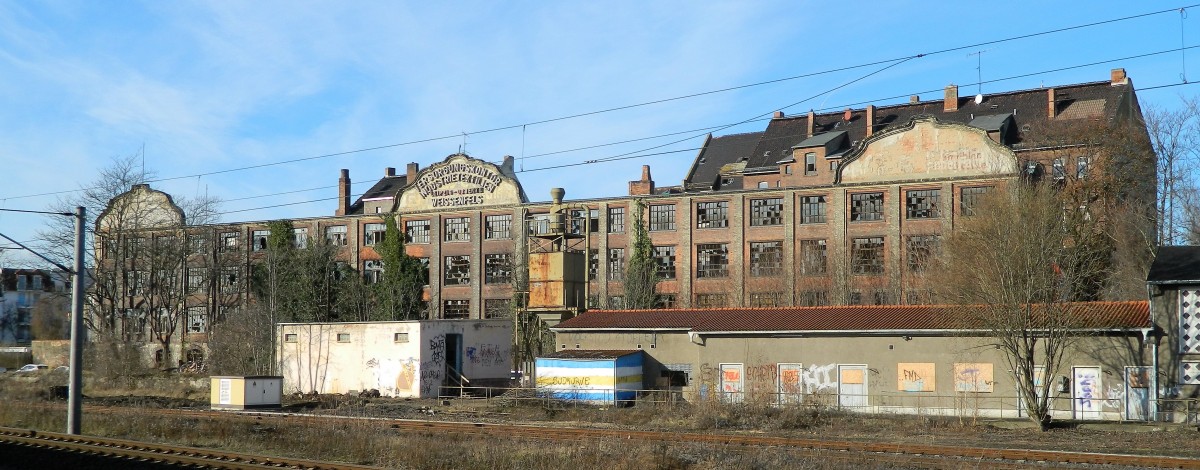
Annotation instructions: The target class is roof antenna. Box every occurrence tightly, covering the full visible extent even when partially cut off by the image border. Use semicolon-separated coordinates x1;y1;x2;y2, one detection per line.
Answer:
459;132;468;155
520;124;526;172
1181;8;1189;83
968;50;987;96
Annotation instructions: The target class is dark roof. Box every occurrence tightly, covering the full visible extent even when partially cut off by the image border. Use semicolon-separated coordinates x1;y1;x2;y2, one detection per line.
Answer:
1147;246;1200;284
725;80;1132;180
358;175;407;201
968;113;1013;132
793;130;847;149
553;302;1149;333
684;132;762;189
541;349;642;359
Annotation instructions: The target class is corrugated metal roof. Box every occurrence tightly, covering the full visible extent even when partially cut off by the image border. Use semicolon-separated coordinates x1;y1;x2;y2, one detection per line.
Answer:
554;301;1149;333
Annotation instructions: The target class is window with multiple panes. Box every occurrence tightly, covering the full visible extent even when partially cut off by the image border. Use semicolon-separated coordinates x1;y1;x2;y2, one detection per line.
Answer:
653;245;676;279
443;300;470;319
220;268;240;293
608;207;626;233
798;291;829;307
484;214;512;239
750;198;783;226
325;225;348;246
187;268;206;291
444;217;470;242
1076;156;1090;179
570;209;599;234
363;259;384;284
1052;158;1065;180
905;189;940;219
220;232;239;251
363;223;386;246
484;253;513;284
750;292;786;307
187;306;207;333
649;204;676;231
960;186;993;216
852;237;885;275
444;255;471;285
189;235;207;254
696;201;729;229
588;249;598;281
749;241;783;277
526;213;550;235
906;235;940;272
696;243;729;278
655;294;676;309
799;239;827;275
694;293;728;308
850;193;884;222
608;248;625;280
800;195;826;224
484;299;512;319
252;230;270;251
405;220;430;244
291;228;308;249
804;152;817;175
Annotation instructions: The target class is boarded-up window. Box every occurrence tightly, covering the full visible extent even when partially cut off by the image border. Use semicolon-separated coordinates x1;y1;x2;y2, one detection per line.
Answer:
953;363;994;392
897;363;935;392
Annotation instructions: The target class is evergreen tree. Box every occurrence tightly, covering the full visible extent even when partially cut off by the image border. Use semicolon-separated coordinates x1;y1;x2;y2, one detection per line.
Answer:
624;200;658;309
374;215;427;320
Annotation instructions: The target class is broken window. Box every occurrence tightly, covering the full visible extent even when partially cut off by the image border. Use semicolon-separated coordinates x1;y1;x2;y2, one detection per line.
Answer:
750;198;783;226
363;223;385;246
696;201;729;229
800;195;826;224
750;292;785;307
905;189;940;219
653;245;676;279
363;259;384;284
186;306;207;333
291;228;308;249
850;192;884;222
649;204;676;231
252;230;270;252
749;241;783;277
852;237;885;275
694;293;728;308
444;217;470;242
696;243;729;278
484;299;512;319
405;220;430;244
443;299;470;319
608;248;625;281
444;255;471;285
906;235;940;272
799;239;827;276
325;225;348;246
960;186;993;216
485;214;512;240
484;253;513;284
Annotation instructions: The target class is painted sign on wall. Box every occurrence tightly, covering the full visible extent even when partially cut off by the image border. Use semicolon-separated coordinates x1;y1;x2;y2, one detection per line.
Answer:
397;154;526;211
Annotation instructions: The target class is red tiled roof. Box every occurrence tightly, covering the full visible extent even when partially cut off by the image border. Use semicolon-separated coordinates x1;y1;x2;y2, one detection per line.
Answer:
553;301;1149;333
541;350;642;359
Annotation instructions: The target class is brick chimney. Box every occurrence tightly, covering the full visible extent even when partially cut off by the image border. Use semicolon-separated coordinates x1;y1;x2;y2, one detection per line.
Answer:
910;95;919;103
944;85;958;112
335;169;350;216
385;167;396;177
865;105;876;137
629;165;655;195
406;162;419;183
806;110;816;137
773;111;784;119
1047;88;1057;118
1110;68;1129;86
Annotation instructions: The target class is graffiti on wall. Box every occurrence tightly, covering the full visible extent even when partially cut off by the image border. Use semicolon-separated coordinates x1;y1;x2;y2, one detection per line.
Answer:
699;362;840;399
420;335;446;396
364;357;419;396
953;363;994;393
466;343;506;367
898;363;935;392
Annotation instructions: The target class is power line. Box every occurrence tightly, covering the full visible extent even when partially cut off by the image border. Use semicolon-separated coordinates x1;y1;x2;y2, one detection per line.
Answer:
2;4;1191;202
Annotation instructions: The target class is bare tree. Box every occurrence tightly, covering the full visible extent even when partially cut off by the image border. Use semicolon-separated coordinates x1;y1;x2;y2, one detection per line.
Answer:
1145;100;1200;245
933;183;1111;430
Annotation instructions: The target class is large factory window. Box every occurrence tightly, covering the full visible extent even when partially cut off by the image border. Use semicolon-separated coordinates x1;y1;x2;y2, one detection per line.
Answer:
696;243;730;278
696;201;729;229
649;204;676;231
484;253;513;284
252;230;270;251
608;248;625;280
325;225;348;246
485;214;512;240
653;245;676;279
800;195;826;224
750;198;783;226
749;241;783;277
694;293;728;308
905;189;940;219
960;186;993;216
588;249;599;280
852;237;885;275
444;217;471;242
363;223;385;246
799;239;827;275
750;292;785;307
907;235;940;272
405;220;430;244
444;255;472;285
485;299;513;318
363;260;384;284
608;206;626;233
850;193;884;222
444;300;470;319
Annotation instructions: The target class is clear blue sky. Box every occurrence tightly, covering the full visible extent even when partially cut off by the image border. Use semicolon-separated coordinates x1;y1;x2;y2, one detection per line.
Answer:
0;1;1196;266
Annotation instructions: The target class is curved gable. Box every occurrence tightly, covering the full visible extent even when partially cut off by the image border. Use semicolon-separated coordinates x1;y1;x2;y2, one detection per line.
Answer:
837;116;1018;184
97;184;185;231
396;154;527;212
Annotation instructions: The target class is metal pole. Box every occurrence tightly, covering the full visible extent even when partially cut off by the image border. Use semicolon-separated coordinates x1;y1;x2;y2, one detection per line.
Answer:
67;206;85;434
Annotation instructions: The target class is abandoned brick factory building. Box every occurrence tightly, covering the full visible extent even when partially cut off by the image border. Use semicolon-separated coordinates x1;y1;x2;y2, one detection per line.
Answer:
93;68;1163;414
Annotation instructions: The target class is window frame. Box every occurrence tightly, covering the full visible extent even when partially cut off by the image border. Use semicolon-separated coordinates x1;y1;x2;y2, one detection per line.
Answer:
648;204;676;231
749;198;783;226
799;195;827;224
444;217;471;242
849;192;884;222
851;236;885;275
695;243;730;278
443;255;472;285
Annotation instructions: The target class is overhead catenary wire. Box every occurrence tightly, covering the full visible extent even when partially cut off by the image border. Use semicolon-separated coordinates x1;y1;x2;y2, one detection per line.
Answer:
1;4;1192;202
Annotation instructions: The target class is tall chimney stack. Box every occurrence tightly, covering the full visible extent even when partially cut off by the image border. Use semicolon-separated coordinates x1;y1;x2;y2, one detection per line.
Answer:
335;169;351;216
629;165;655;195
865;105;876;137
806;110;816;137
1047;88;1057;119
944;85;959;112
406;162;419;183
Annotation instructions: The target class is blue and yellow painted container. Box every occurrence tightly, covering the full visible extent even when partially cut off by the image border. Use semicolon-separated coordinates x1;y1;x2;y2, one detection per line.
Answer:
535;350;643;403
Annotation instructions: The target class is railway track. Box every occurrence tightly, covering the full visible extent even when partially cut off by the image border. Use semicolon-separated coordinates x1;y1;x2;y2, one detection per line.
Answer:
0;426;385;469
8;403;1198;469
